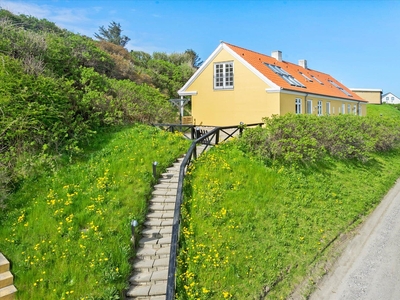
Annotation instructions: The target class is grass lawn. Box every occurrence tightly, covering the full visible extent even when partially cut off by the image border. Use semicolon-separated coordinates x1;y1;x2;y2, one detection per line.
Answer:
0;124;189;299
177;106;400;299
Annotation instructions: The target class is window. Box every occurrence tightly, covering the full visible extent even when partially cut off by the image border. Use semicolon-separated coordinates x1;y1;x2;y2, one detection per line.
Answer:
318;101;323;116
326;102;331;115
214;62;234;89
353;105;357;115
307;100;313;114
300;72;313;82
311;75;324;85
342;104;345;114
328;80;352;97
386;96;389;100
347;104;351;114
295;98;302;114
265;63;306;88
392;97;395;100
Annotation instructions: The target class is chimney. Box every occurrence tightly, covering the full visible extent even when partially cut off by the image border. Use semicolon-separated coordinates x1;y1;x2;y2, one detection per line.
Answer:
271;50;282;62
299;59;307;69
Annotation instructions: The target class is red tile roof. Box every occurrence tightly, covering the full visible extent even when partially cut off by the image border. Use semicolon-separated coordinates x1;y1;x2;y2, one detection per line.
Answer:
225;43;366;102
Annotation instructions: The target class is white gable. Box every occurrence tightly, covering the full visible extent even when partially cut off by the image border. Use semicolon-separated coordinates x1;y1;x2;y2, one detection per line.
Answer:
382;92;400;104
178;42;279;96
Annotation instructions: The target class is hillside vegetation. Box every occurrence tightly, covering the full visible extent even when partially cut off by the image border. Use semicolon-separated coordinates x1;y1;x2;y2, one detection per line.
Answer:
0;9;197;204
177;106;400;299
0;124;189;299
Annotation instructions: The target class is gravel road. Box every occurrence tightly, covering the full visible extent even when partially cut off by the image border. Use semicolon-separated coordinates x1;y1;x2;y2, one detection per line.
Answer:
310;179;400;300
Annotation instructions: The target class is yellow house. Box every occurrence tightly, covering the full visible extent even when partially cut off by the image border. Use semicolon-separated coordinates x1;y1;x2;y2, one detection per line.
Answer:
178;42;367;126
350;88;382;104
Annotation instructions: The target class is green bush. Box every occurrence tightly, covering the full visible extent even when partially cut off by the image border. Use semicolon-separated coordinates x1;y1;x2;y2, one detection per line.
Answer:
238;114;400;165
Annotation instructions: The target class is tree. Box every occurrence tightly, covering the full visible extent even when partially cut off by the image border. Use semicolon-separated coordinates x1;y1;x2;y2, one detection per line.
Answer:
94;21;130;47
185;49;203;68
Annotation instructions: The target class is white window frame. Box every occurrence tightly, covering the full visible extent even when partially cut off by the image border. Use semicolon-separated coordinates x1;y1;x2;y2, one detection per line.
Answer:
307;100;313;114
342;104;345;114
295;98;302;114
353;105;357;115
214;61;234;89
317;101;322;116
326;102;331;116
347;104;351;114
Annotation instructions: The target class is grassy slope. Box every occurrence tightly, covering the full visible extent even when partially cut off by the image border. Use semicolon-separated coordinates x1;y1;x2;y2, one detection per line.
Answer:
0;124;189;299
177;104;400;299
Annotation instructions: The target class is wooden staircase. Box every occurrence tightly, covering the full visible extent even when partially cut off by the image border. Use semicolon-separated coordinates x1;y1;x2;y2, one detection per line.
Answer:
0;253;17;300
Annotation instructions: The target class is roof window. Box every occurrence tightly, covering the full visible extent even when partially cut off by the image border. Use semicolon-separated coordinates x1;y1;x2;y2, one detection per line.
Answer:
265;63;305;88
299;72;313;82
328;80;352;97
311;75;324;85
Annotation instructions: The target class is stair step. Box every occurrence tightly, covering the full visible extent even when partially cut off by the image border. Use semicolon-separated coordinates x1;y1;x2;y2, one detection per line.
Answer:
139;236;171;249
144;219;173;228
126;282;167;298
142;227;172;238
146;211;174;219
0;255;9;274
133;257;169;272
153;183;178;190
136;247;170;260
0;272;13;290
152;189;177;197
0;285;17;300
149;203;175;212
149;196;176;204
129;269;168;284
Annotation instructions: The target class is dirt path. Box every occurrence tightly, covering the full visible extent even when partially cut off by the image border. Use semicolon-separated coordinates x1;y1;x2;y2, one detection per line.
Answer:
309;179;400;299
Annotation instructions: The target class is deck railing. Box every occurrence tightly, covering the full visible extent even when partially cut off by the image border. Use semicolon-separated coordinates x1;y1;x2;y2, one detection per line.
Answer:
153;123;263;299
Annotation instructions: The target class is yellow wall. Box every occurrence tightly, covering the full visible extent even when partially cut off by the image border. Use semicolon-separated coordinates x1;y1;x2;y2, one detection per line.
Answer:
279;93;367;116
352;90;382;104
187;50;278;126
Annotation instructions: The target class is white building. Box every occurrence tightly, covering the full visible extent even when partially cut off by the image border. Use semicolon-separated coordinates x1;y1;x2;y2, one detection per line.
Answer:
382;92;400;104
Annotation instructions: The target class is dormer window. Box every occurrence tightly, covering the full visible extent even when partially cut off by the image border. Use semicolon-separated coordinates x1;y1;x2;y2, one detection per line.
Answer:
214;62;234;89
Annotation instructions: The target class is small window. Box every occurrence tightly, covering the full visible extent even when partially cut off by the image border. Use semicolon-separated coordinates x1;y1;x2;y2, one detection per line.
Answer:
386;96;389;100
353;105;357;115
347;104;351;114
300;72;313;82
311;75;324;85
318;101;323;116
342;104;345;114
326;102;331;115
392;97;395;100
214;62;234;89
295;98;302;114
307;100;313;114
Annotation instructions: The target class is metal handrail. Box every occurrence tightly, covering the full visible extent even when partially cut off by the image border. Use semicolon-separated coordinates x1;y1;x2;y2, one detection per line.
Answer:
154;123;263;299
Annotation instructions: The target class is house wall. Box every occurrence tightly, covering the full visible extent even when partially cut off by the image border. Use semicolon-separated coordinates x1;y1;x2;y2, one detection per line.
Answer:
279;93;366;116
351;90;382;104
187;50;277;126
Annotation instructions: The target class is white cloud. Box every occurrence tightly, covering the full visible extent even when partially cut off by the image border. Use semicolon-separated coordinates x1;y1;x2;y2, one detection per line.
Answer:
0;0;101;36
0;1;51;18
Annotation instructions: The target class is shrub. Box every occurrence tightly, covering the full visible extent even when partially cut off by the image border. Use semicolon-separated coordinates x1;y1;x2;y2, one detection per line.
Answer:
238;114;400;165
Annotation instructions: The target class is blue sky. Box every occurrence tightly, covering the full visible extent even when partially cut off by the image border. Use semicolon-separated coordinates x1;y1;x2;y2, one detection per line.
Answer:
1;0;399;96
